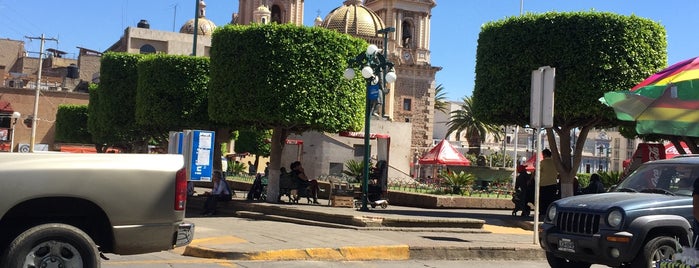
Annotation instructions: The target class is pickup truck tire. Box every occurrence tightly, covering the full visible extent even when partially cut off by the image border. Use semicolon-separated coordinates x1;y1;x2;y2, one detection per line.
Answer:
1;223;100;268
545;252;591;268
630;236;676;268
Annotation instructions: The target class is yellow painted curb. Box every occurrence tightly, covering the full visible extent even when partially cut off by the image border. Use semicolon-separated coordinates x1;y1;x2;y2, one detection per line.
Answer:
339;245;410;261
184;244;411;261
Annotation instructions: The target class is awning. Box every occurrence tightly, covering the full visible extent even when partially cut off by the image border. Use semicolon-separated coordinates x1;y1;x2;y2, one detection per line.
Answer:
0;101;13;113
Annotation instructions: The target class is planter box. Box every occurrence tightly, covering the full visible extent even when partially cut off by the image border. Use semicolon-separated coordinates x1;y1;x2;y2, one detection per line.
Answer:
330;196;354;208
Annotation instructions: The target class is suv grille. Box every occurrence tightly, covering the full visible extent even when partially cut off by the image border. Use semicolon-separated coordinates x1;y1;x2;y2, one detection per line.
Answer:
556;211;601;235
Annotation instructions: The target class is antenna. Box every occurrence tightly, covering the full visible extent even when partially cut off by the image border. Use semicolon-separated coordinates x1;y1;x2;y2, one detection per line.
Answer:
172;3;178;32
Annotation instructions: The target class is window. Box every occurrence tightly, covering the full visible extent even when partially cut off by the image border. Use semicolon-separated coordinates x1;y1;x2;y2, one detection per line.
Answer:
329;162;343;176
403;98;412;111
405;117;411;123
353;144;365;157
139;44;156;54
401;20;412;48
271;5;282;23
0;115;10;128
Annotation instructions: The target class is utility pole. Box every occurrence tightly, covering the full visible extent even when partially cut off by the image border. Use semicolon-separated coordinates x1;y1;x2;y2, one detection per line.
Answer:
25;34;58;152
191;0;200;56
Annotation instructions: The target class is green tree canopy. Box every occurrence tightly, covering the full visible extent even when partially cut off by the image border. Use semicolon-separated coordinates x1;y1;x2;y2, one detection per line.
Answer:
55;104;91;144
208;24;367;202
135;54;210;131
472;11;666;197
89;52;154;152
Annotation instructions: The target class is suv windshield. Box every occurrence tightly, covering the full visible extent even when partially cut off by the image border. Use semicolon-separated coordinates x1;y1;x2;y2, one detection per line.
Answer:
615;163;699;196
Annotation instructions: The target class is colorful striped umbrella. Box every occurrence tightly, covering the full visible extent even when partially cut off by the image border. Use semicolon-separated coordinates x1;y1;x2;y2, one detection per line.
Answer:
601;56;699;137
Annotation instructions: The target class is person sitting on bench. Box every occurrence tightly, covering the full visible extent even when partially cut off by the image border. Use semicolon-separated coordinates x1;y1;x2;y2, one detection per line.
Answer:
290;161;319;204
202;170;232;216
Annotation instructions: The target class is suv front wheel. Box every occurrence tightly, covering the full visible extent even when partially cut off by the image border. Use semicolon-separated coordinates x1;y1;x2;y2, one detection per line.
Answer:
545;252;592;268
630;236;677;268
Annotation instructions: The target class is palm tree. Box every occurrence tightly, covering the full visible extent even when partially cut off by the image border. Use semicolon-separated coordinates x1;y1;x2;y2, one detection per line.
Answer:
434;84;449;114
446;96;501;156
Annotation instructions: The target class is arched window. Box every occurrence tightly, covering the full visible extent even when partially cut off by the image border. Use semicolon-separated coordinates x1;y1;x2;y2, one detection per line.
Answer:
271;5;282;23
139;44;156;54
401;20;412;48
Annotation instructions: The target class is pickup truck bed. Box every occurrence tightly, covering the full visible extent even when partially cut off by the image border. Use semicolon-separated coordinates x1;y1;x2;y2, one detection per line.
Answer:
0;153;194;267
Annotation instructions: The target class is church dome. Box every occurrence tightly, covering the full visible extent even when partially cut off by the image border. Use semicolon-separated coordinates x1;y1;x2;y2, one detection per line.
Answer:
179;0;217;36
180;18;217;36
320;0;385;38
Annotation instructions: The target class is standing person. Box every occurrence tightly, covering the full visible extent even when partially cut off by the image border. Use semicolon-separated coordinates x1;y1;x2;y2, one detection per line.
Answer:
202;170;232;216
539;149;559;213
263;162;270;177
248;161;256;176
513;165;532;217
290;161;319;204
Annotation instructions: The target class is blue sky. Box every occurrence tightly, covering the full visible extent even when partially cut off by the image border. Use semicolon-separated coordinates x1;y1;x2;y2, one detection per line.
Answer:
1;0;697;101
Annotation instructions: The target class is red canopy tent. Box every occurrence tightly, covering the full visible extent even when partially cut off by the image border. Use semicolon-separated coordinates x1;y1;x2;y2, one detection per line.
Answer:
418;139;470;166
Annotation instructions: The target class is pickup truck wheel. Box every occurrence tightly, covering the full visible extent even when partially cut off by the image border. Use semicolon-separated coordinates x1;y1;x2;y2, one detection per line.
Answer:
2;223;100;268
631;236;676;268
545;252;591;268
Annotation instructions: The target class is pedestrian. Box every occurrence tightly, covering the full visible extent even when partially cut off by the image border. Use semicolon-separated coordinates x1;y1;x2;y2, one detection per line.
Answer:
582;173;605;194
202;170;233;216
248;161;256;176
538;149;559;213
263;162;270;177
513;165;532;217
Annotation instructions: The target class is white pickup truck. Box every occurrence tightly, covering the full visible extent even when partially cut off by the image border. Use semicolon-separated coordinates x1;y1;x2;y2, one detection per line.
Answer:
0;153;194;267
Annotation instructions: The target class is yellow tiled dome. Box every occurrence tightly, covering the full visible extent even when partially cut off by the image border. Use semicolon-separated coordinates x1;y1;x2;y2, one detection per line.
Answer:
179;0;216;36
321;0;385;38
180;18;217;36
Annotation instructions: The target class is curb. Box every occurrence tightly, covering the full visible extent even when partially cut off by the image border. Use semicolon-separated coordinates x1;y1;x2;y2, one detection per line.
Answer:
183;244;411;261
409;246;546;260
183;243;545;261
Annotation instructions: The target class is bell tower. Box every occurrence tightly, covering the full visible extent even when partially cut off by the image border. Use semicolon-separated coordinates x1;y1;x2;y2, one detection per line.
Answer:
363;0;440;153
236;0;304;25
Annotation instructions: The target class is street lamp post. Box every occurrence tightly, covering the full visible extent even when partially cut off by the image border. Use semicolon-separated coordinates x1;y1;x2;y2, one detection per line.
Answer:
10;111;20;153
377;27;395;117
344;41;396;211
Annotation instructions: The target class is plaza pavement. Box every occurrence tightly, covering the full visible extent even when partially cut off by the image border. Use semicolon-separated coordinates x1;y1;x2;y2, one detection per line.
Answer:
180;192;545;261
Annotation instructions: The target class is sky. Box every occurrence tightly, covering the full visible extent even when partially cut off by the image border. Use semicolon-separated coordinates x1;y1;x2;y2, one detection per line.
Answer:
1;0;698;102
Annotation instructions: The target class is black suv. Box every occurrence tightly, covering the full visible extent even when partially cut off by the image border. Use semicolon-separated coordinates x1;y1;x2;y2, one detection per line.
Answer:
540;156;699;268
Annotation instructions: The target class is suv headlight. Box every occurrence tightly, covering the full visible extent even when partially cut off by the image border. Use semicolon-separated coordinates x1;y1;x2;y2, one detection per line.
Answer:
547;205;557;221
607;209;623;228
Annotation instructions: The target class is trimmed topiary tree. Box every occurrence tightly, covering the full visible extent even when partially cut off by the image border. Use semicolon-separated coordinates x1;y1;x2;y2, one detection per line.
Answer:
209;24;367;202
55;104;91;144
473;11;666;197
135;54;210;131
89;52;154;153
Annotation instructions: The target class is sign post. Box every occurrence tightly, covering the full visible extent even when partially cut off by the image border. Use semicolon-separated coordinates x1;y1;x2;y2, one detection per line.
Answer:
530;66;555;245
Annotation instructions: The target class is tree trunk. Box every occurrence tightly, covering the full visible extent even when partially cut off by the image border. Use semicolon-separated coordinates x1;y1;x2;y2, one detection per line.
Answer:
265;127;288;203
212;128;232;172
467;133;481;156
547;126;592;198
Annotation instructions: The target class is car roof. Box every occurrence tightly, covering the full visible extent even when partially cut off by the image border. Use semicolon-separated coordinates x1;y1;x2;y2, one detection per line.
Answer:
647;155;699;164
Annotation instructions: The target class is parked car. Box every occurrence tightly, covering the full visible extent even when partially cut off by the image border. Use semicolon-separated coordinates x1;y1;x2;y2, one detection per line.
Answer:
540;156;699;268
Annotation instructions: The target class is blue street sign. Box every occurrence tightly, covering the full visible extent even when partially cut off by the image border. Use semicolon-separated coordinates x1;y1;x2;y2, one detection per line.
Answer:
184;130;215;182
